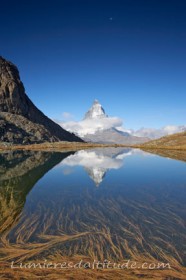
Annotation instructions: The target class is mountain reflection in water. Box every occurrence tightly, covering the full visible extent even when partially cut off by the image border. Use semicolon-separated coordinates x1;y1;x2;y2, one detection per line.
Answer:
61;148;133;186
0;148;186;278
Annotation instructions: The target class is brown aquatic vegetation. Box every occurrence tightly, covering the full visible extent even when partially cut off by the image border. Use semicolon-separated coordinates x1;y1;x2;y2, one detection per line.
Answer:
0;150;186;279
1;261;185;280
1;187;186;279
0;257;186;280
0;151;68;232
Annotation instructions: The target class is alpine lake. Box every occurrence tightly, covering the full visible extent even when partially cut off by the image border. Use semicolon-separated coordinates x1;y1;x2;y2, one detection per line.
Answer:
0;148;186;279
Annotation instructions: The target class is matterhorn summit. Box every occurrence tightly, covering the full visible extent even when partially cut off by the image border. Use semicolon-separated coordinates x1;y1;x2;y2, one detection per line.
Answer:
84;167;107;187
84;99;107;119
61;99;149;144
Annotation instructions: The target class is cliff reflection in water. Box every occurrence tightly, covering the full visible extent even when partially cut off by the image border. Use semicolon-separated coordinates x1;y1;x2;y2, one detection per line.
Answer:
0;148;186;275
0;151;73;234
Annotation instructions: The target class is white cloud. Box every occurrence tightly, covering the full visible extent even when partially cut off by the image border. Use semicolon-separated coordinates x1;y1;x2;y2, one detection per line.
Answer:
61;149;127;186
61;150;124;169
59;116;123;137
130;125;186;139
62;167;75;175
57;112;186;140
59;148;152;186
60;149;144;169
61;112;74;120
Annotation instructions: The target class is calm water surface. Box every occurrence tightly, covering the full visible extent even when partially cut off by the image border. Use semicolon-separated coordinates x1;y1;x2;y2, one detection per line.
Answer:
0;148;186;267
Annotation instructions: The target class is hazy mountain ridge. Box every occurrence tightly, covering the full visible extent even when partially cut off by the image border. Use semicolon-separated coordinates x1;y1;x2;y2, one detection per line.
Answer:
83;127;149;144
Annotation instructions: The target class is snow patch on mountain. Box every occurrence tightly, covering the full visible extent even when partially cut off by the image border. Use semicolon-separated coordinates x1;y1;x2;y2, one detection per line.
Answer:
84;99;107;119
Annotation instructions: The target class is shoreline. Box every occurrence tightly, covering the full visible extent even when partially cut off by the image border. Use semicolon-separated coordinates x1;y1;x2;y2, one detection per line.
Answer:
0;142;131;152
0;141;186;152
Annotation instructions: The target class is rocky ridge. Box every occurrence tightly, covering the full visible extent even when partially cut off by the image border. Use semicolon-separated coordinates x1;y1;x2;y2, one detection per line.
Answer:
0;56;83;144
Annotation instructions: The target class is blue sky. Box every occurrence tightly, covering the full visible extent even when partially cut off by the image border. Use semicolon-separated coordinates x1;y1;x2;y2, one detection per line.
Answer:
0;0;186;130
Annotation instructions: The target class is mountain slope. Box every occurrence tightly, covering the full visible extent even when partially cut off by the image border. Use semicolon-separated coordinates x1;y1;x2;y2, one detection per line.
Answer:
0;56;83;144
83;127;149;144
140;131;186;149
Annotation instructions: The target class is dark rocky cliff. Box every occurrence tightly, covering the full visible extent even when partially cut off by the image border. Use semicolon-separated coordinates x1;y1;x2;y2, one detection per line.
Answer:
0;56;83;144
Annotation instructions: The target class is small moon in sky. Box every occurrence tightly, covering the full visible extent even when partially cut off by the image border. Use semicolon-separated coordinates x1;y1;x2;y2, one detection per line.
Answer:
109;17;113;21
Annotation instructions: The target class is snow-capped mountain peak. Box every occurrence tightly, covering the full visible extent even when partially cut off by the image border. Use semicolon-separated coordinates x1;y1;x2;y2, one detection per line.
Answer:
84;100;107;119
